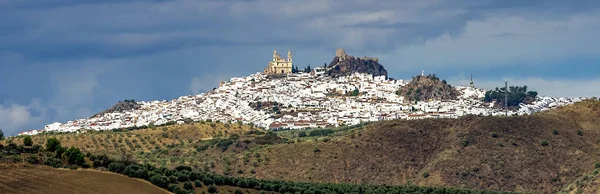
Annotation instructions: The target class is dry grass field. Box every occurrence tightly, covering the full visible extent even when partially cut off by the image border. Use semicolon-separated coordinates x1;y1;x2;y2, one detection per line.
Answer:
0;165;168;194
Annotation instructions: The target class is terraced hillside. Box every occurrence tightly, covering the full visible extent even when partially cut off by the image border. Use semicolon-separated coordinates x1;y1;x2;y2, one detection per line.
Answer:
8;122;255;168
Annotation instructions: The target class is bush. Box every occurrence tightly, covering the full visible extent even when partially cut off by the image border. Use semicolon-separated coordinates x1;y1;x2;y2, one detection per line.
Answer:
169;175;178;183
595;162;600;169
552;129;559;135
23;136;33;146
298;131;306;137
460;140;469;148
490;132;498;138
46;138;61;152
43;157;62;168
194;180;203;187
108;162;126;173
207;184;218;193
168;184;180;192
65;147;84;165
313;146;321;153
234;189;243;194
150;175;169;188
184;181;194;190
308;129;334;137
422;172;430;178
540;140;549;147
178;173;190;182
577;130;584;136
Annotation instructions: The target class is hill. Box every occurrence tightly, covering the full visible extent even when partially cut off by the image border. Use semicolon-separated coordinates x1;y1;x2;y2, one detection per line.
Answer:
5;100;600;193
396;74;460;101
326;49;388;78
92;99;141;118
0;165;168;194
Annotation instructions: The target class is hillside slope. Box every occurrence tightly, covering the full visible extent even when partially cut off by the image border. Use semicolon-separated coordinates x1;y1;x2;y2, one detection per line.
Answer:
7;100;600;193
251;100;600;193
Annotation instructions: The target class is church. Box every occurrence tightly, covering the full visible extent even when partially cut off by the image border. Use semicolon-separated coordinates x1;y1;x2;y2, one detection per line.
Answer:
264;49;292;75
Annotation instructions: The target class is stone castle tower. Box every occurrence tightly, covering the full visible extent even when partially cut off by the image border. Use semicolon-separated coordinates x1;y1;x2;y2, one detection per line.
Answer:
264;49;293;75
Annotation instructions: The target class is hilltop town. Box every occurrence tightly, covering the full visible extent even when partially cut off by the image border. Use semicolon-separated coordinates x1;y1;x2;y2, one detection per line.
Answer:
20;49;585;135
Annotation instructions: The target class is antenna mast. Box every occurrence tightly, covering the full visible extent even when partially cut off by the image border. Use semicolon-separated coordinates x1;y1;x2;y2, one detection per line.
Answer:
505;79;508;117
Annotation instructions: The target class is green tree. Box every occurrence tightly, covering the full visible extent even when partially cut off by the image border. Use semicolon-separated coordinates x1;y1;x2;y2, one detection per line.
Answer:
23;135;33;146
184;181;194;190
0;127;4;140
150;175;169;188
207;184;218;193
46;137;61;152
65;147;85;165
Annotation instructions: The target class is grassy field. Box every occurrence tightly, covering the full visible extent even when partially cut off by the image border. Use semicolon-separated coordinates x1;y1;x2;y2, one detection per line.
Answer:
0;164;168;194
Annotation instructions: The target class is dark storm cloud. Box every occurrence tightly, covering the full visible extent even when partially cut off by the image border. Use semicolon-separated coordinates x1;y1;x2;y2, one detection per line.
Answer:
0;0;599;135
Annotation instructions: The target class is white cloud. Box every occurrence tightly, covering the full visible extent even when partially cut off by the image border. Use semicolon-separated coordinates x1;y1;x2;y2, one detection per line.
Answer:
0;100;49;136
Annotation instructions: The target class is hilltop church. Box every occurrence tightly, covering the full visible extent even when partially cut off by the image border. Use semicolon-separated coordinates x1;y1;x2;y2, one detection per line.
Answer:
264;49;292;75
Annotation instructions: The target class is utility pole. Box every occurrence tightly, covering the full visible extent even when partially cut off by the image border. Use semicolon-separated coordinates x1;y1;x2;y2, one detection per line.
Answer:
505;79;508;117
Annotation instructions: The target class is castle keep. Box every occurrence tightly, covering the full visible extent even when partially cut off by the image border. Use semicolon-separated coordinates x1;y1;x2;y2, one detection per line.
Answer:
264;49;292;75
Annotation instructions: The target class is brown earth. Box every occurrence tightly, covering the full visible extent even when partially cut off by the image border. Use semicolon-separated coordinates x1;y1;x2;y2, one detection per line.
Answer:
0;165;167;194
248;100;600;193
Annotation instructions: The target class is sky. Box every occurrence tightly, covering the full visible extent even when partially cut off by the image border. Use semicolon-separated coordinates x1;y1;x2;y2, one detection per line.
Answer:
1;0;600;135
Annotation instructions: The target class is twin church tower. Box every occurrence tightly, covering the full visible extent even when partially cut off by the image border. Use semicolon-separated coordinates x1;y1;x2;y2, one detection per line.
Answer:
263;49;293;75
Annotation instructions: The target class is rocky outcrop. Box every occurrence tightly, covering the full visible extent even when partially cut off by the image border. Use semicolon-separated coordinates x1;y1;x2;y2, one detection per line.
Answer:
396;74;460;101
92;99;141;118
326;49;388;78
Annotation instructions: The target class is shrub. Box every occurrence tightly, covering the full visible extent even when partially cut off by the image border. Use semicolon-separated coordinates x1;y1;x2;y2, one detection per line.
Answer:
207;184;218;193
178;173;190;182
577;130;584;136
460;140;469;148
490;132;498;138
65;147;85;165
150;175;169;188
540;140;549;147
43;157;62;168
313;146;321;153
46;138;61;152
595;162;600;169
168;184;180;192
298;131;306;137
184;181;194;190
308;129;334;137
422;172;430;178
552;129;559;135
169;175;178;183
194;180;203;187
23;136;33;146
108;162;126;173
234;189;243;194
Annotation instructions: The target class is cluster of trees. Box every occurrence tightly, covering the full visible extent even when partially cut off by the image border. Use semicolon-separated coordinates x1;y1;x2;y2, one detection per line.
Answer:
44;137;85;167
484;85;538;107
292;64;326;74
